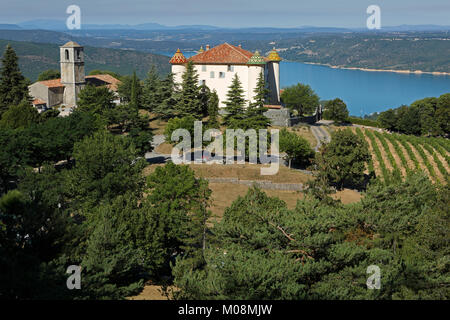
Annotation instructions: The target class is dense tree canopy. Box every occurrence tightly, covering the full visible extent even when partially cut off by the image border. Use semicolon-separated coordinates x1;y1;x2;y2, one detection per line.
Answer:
280;83;320;116
0;45;30;116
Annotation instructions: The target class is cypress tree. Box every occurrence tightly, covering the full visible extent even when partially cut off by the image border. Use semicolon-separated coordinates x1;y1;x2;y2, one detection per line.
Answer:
176;61;201;118
130;71;139;108
223;73;246;127
246;72;270;130
207;90;220;128
0;45;30;116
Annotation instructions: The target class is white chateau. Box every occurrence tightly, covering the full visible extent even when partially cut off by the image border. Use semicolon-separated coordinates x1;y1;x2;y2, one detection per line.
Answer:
29;41;120;113
170;43;282;108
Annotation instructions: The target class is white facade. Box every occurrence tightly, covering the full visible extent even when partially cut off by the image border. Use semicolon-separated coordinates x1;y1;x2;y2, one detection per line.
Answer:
170;44;281;109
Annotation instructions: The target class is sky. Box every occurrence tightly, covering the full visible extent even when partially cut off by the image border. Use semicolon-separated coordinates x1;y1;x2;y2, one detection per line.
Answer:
0;0;449;28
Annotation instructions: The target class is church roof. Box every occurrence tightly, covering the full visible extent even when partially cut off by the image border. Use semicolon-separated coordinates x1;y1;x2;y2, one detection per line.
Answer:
169;49;188;64
85;74;121;91
267;48;282;62
247;50;266;65
61;41;83;48
39;79;65;88
189;43;267;65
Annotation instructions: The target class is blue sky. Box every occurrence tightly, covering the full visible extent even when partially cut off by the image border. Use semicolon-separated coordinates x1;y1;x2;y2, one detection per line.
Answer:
1;0;449;27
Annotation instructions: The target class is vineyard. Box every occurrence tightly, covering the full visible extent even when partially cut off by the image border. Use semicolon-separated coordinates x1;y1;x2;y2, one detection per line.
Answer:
351;127;450;184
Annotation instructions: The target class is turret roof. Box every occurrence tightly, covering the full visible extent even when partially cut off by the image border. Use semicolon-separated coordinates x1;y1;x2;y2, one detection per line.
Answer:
169;49;188;64
247;50;266;65
267;48;282;62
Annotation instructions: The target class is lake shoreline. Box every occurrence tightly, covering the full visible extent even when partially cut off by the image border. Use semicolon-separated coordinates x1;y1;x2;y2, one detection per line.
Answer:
301;62;450;76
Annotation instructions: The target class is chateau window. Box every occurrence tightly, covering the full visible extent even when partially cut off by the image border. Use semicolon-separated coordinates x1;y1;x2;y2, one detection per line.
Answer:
227;65;233;72
219;72;225;78
202;65;207;72
65;49;69;60
76;49;80;60
200;80;206;86
210;71;215;78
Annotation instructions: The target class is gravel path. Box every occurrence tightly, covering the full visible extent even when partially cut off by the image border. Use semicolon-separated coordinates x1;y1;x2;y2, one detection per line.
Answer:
310;125;331;152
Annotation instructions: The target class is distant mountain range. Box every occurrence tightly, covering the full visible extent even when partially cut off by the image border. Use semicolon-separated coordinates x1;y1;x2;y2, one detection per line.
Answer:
1;19;449;32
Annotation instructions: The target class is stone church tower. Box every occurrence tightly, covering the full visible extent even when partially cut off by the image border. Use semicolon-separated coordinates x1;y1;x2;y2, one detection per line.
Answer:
60;41;85;107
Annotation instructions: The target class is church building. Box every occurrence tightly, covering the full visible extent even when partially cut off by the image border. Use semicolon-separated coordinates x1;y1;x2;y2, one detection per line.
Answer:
170;43;282;108
29;41;121;114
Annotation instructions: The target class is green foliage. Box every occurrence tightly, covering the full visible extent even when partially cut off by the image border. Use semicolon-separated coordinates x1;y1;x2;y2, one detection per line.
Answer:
141;65;160;111
117;73;142;107
77;85;116;115
0;44;30;116
174;174;450;300
64;130;145;211
280;83;319;116
279;128;314;168
207;89;220;128
146;162;212;272
176;61;201;118
244;72;271;130
355;127;375;176
377;93;450;136
347;116;379;127
37;69;60;81
164;115;196;146
223;74;246;127
364;129;391;182
319;129;371;190
0;99;39;129
373;131;402;181
152;73;177;119
323;98;349;123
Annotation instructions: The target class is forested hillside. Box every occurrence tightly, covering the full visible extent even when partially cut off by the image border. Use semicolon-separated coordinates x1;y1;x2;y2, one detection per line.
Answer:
0;39;170;81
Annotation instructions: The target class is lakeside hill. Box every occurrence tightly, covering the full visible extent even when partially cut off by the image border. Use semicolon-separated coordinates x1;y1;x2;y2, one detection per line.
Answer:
1;29;449;74
0;39;170;81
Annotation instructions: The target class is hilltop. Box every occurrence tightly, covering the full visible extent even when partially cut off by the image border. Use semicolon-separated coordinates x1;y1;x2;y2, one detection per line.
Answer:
0;39;170;81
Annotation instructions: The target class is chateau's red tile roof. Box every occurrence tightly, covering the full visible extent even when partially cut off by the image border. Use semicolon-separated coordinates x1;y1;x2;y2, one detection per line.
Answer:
39;79;64;88
189;43;267;65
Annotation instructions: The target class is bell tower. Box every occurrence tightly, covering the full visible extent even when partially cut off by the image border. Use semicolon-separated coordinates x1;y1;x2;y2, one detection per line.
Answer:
60;41;85;107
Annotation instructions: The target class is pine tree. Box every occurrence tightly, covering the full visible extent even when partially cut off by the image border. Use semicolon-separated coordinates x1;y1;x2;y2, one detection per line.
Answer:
153;73;177;119
0;45;30;116
207;90;220;128
246;72;270;130
223;73;246;127
198;84;210;118
141;65;161;111
176;61;201;118
130;71;139;108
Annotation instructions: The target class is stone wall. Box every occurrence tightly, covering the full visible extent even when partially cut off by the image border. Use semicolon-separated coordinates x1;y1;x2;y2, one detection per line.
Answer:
206;177;304;191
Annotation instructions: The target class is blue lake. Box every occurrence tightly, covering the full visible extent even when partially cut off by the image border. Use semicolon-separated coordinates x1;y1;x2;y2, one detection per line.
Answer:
159;51;450;116
280;61;450;116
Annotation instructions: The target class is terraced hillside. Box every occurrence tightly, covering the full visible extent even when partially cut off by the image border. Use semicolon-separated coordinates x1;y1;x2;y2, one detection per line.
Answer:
352;127;449;184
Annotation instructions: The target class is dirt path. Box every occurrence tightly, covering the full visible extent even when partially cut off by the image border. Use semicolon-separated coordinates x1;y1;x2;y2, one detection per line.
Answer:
310;125;331;152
